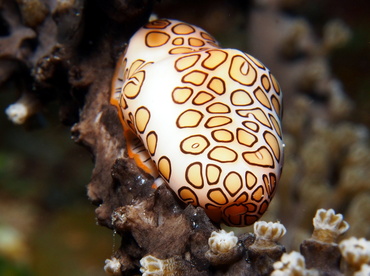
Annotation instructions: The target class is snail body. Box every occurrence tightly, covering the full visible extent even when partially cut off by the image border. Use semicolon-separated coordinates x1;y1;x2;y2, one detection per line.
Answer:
111;19;283;226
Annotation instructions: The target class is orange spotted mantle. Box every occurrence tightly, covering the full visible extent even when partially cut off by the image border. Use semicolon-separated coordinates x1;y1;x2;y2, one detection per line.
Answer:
110;19;283;227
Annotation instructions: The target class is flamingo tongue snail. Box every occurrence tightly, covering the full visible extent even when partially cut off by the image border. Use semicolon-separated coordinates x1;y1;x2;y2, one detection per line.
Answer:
110;19;284;227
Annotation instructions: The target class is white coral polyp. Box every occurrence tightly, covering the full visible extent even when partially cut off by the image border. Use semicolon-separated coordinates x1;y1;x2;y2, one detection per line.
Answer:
254;221;286;242
5;103;29;125
208;229;238;254
312;209;349;243
272;251;319;276
313;209;349;234
339;237;370;268
272;251;306;275
104;257;121;275
140;255;165;276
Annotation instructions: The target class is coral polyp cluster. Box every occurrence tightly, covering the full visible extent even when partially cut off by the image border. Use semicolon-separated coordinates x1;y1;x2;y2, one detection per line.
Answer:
269;209;369;276
103;208;367;275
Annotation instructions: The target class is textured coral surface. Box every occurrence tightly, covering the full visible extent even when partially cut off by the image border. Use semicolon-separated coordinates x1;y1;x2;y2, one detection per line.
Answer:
1;0;370;275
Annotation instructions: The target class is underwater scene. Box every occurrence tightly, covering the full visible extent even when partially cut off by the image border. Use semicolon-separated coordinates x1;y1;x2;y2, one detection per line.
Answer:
1;0;369;275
